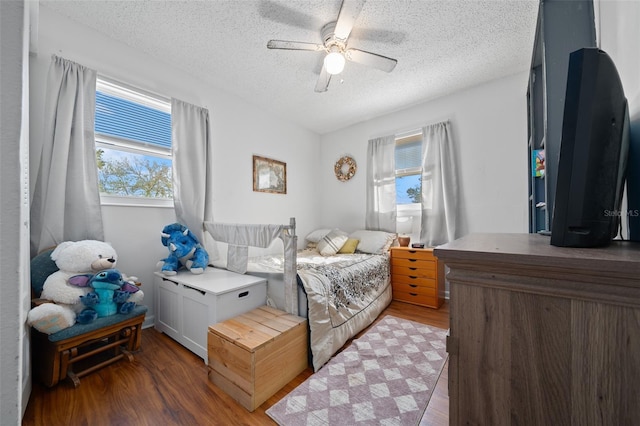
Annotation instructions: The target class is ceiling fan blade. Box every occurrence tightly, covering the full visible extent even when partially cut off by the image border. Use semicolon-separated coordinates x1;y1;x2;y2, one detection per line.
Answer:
259;1;321;30
334;0;366;41
315;64;331;93
345;48;397;72
267;40;325;51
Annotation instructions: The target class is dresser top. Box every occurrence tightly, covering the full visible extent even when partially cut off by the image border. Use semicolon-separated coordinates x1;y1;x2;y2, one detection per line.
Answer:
434;233;640;275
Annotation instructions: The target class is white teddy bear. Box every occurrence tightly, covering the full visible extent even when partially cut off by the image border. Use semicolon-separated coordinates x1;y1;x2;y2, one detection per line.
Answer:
27;240;143;335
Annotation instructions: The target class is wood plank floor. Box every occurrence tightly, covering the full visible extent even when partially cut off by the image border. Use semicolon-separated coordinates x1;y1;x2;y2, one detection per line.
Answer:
23;300;449;425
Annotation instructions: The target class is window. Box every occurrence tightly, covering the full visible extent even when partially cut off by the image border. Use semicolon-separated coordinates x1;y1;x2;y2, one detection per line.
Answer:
395;133;422;205
395;132;423;236
95;78;172;206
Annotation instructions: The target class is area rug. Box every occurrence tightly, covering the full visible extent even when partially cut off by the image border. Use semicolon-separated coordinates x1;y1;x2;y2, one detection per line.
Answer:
266;315;448;425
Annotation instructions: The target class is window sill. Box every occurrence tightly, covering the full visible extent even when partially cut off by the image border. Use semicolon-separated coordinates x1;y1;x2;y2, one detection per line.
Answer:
397;203;421;213
100;195;173;208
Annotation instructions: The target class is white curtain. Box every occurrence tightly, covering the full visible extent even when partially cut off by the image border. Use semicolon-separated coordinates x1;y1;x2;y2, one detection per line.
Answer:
30;55;103;256
420;121;458;246
171;99;214;251
365;135;397;232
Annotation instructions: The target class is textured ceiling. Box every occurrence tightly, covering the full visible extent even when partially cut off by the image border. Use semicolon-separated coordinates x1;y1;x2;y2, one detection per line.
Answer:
40;0;540;135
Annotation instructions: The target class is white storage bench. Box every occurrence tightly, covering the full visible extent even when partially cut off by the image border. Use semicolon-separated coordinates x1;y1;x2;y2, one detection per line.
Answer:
154;267;267;360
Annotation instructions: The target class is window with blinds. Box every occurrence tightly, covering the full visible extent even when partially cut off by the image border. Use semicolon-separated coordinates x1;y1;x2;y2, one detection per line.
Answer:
395;133;422;205
95;78;172;205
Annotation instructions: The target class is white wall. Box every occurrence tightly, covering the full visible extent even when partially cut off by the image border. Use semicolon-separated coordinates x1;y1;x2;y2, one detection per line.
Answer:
1;1;30;423
319;72;530;237
599;1;640;121
29;6;322;325
598;1;640;237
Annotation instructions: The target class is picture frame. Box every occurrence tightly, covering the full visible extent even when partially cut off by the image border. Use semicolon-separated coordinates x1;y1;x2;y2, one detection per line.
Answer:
253;155;287;194
532;149;545;177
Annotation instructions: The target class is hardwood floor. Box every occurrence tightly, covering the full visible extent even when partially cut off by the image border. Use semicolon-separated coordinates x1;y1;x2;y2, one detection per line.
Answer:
23;300;450;425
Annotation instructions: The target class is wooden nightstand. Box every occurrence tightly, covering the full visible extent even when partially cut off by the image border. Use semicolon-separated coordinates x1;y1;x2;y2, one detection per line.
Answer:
390;247;444;309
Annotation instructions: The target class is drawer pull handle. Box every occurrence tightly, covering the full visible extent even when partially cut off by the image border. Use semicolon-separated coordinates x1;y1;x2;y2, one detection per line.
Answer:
238;291;249;298
184;284;205;295
162;278;178;286
409;284;418;288
408;250;417;254
409;276;417;279
409;267;417;271
408;259;417;262
409;292;418;296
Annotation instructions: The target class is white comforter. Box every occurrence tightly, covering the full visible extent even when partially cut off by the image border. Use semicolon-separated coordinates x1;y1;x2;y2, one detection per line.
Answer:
249;250;392;371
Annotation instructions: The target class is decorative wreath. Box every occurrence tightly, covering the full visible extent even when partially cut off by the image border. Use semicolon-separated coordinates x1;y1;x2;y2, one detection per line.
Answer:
334;156;357;182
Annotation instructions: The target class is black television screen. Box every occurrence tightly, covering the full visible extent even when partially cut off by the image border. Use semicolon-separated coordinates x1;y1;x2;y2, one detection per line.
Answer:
550;47;630;248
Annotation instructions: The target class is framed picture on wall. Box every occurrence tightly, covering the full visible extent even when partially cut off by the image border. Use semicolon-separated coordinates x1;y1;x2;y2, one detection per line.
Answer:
253;155;287;194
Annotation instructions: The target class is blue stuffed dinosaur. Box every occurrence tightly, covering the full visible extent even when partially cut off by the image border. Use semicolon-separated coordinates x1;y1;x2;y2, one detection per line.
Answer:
160;223;209;275
69;268;140;324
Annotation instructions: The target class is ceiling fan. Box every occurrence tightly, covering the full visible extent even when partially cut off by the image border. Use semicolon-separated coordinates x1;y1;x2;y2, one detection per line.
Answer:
266;0;398;93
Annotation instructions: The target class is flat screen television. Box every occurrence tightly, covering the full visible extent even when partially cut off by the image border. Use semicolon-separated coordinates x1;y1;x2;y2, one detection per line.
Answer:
550;47;630;248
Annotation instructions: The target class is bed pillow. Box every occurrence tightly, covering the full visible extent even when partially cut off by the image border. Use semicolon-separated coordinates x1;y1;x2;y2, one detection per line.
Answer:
305;228;332;244
349;230;397;254
317;229;349;256
337;238;359;254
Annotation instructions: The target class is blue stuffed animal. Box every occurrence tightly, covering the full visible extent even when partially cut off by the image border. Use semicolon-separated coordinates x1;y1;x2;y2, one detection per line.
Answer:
160;223;209;275
69;268;140;324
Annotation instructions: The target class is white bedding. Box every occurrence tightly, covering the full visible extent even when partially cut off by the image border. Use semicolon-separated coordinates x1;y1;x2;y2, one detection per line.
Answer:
204;219;393;371
249;249;392;371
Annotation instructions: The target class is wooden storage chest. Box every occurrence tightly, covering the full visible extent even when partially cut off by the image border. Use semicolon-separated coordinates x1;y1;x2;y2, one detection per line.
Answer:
390;247;444;308
207;306;308;412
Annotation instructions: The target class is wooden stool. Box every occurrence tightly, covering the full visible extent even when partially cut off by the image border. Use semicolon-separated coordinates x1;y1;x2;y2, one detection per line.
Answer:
32;307;147;387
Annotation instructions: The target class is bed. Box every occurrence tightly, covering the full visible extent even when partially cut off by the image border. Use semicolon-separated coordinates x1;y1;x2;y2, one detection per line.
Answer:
203;219;394;371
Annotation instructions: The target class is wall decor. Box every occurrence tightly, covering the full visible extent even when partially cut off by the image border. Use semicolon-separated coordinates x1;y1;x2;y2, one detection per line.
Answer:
334;155;357;182
253;155;287;194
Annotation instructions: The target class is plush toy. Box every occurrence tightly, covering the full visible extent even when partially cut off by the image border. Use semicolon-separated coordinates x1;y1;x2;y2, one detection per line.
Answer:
27;240;144;334
159;223;209;275
64;268;140;324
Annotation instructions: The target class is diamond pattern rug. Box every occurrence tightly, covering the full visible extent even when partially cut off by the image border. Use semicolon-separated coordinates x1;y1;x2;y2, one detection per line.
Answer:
266;315;448;425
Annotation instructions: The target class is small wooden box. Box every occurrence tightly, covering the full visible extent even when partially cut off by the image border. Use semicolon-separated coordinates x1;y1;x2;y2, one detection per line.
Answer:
207;305;308;412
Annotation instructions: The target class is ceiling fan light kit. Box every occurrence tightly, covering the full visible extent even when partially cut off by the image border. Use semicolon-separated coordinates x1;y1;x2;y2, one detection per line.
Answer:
324;48;345;75
266;0;397;92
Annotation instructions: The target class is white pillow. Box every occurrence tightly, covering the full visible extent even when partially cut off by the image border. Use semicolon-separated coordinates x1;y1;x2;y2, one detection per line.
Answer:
305;228;332;243
349;230;397;254
317;229;349;256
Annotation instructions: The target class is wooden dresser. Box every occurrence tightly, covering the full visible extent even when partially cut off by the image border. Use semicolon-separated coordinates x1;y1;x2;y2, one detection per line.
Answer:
435;233;640;425
389;247;444;309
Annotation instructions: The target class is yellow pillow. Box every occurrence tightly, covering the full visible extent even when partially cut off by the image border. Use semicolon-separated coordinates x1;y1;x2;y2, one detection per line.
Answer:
338;238;359;254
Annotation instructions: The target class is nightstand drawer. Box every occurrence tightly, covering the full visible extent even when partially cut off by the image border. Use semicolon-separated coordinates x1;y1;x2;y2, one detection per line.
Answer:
393;274;436;288
391;249;435;261
391;258;435;271
393;291;437;306
392;264;437;280
393;281;437;295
